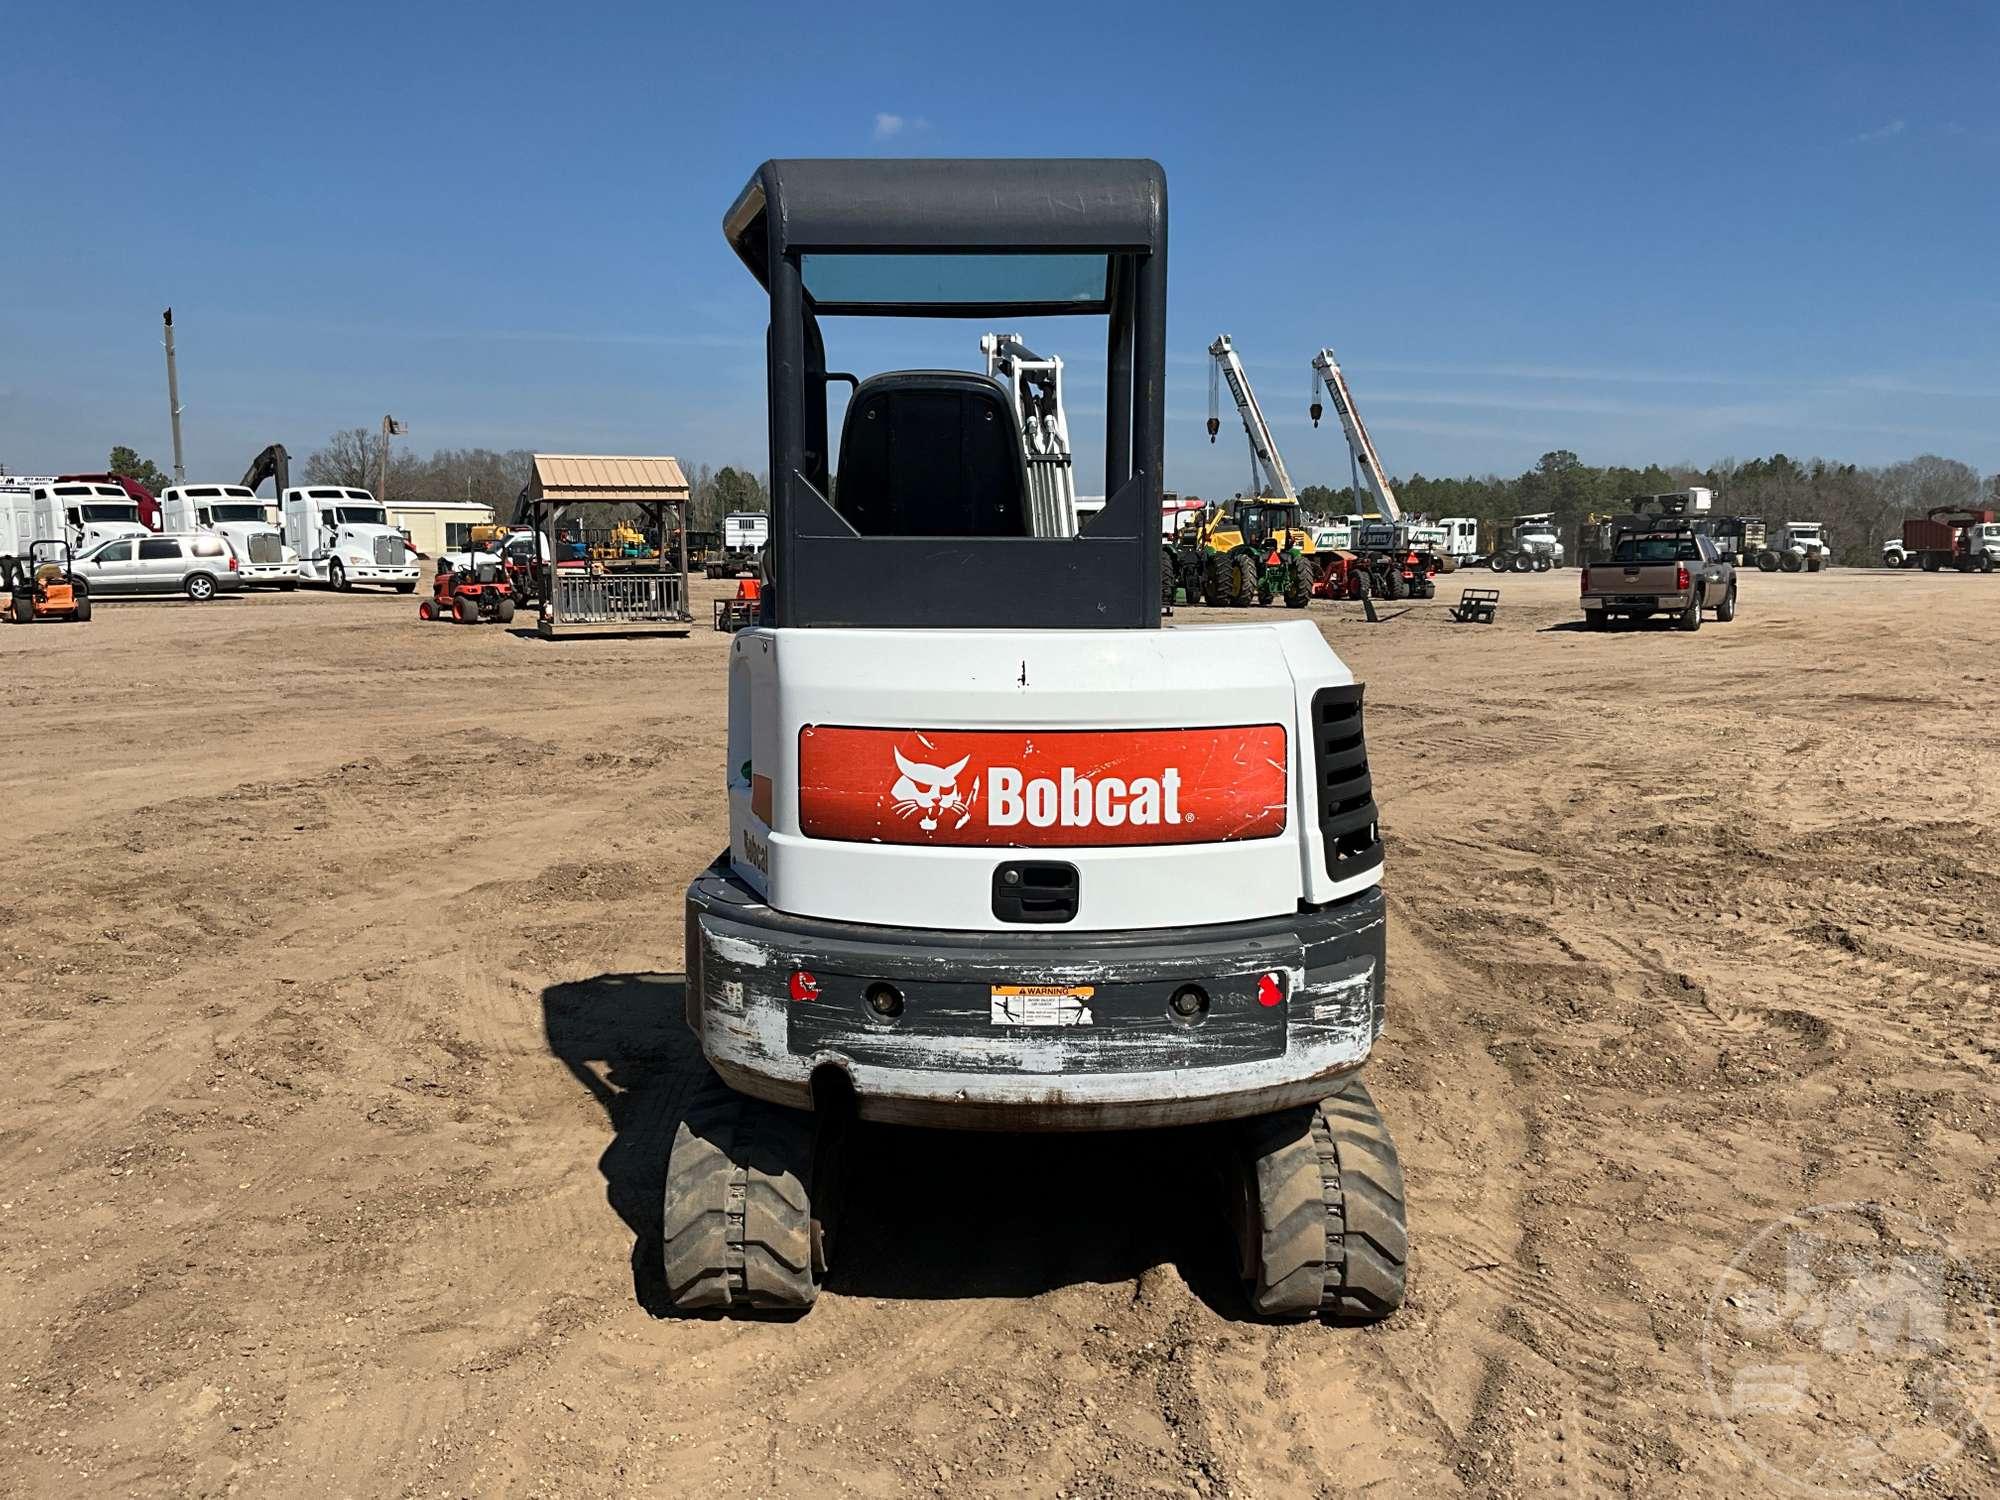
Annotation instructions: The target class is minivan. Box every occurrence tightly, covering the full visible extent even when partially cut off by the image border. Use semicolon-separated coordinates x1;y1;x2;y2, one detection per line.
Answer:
74;533;245;601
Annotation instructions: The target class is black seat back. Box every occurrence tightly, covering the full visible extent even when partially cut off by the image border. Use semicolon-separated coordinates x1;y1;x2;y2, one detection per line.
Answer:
833;372;1031;537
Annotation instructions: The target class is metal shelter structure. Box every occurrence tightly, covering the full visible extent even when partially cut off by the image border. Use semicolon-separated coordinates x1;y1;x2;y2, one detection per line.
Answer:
525;453;692;638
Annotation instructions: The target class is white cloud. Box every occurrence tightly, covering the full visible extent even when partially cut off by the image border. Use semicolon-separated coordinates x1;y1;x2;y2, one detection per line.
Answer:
872;112;930;142
1853;119;1907;143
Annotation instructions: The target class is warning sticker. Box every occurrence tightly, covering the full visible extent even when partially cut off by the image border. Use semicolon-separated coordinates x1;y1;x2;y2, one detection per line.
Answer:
990;985;1095;1027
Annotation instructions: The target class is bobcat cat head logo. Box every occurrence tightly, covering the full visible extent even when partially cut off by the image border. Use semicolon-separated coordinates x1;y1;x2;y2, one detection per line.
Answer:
891;746;979;832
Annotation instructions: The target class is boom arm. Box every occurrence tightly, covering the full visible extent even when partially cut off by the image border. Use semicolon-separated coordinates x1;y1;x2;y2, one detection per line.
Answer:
1310;348;1400;523
981;332;1078;537
1206;334;1297;501
241;444;291;497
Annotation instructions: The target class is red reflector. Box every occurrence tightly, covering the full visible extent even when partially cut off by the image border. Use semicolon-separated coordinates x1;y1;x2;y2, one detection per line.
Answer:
788;970;819;1003
1256;972;1285;1008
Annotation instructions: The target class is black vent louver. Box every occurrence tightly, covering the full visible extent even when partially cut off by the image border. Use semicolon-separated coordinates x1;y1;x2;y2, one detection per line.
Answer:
1311;684;1383;879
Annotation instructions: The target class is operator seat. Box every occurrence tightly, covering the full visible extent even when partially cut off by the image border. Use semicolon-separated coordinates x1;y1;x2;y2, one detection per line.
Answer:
832;371;1032;537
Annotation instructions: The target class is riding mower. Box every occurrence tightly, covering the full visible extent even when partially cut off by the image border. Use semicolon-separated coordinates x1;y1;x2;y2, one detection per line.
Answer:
668;158;1406;1322
418;552;516;624
8;541;91;624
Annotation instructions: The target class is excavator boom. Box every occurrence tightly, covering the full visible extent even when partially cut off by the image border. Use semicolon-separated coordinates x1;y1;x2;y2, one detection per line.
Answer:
242;444;291;497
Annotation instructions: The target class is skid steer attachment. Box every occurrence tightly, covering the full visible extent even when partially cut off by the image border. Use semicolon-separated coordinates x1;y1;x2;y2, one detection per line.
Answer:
667;158;1405;1319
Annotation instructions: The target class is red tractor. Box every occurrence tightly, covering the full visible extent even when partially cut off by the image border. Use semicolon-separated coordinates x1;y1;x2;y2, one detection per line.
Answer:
418;554;516;624
1310;544;1437;601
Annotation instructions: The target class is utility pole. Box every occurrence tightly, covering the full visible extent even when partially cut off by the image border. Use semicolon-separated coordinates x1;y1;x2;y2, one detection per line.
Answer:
162;308;186;484
379;414;407;498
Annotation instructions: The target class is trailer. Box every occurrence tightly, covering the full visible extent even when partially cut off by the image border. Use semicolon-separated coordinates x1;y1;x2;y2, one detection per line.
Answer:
0;477;57;580
701;511;770;578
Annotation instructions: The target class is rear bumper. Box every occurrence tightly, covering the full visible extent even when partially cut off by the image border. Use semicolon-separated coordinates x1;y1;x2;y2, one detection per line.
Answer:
684;860;1386;1130
1581;592;1687;612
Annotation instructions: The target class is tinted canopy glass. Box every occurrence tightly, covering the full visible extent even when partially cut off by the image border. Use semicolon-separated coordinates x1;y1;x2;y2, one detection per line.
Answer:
800;252;1109;311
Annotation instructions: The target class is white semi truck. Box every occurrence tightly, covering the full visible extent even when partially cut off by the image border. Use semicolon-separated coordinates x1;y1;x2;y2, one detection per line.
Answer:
160;484;299;589
281;486;420;592
34;481;151;555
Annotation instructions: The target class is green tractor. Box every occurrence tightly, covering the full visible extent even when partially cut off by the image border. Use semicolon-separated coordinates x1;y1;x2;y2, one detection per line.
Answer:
1166;498;1317;608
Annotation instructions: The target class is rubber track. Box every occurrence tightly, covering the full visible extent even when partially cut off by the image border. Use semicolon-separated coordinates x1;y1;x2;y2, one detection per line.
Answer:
661;1081;819;1312
1242;1080;1408;1320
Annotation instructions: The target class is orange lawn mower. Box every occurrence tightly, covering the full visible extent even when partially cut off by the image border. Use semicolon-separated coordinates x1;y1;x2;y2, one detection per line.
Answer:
8;541;92;624
418;553;516;624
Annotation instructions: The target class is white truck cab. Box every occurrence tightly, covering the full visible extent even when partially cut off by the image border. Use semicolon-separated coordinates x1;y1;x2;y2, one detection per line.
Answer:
1780;522;1829;571
161;484;299;589
33;482;150;555
1966;523;2000;567
1436;516;1481;566
1511;512;1565;566
282;486;420;592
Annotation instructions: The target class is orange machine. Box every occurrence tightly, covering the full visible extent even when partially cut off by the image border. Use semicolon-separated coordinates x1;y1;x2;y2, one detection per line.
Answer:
8;541;91;624
418;553;516;624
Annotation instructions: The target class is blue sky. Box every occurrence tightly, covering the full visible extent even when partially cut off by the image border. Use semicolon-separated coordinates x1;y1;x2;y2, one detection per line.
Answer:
3;0;1995;498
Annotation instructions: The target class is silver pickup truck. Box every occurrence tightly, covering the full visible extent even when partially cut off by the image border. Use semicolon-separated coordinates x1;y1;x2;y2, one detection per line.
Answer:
1579;526;1737;631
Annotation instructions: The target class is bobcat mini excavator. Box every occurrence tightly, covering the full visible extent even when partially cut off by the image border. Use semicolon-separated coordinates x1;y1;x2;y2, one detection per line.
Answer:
672;158;1405;1321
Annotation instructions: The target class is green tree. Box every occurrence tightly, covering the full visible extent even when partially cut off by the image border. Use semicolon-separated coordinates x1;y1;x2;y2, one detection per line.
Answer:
712;466;769;516
108;445;171;493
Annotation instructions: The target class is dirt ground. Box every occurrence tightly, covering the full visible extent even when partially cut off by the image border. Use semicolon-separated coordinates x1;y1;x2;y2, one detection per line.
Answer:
3;566;1998;1499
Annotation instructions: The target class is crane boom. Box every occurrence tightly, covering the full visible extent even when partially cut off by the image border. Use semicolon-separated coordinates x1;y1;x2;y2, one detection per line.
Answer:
981;332;1079;536
1207;334;1296;502
1310;348;1400;523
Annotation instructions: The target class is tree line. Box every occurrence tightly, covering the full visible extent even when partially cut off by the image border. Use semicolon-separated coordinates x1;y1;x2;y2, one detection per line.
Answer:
1294;450;1999;566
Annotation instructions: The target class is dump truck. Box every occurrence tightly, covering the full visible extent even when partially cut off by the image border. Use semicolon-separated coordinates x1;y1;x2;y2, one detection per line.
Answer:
1884;509;2000;572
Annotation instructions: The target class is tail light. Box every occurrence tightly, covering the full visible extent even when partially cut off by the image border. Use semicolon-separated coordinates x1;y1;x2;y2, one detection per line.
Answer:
1580;568;1590;593
1676;564;1690;591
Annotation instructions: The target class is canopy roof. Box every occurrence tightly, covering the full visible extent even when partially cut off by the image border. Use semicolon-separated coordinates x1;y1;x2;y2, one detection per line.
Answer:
528;454;688;505
723;158;1165;315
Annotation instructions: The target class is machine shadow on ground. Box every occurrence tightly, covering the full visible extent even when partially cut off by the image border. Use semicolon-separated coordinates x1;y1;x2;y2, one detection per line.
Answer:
541;971;1247;1320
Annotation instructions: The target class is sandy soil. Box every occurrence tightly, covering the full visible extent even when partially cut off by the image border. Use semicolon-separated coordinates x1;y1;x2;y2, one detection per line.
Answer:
3;567;1998;1499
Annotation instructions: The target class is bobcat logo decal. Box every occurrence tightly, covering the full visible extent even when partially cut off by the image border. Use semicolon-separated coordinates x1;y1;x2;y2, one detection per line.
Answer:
891;745;979;832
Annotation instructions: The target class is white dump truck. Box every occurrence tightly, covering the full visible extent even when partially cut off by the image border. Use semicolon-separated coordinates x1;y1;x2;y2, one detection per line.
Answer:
1481;512;1565;571
282;486;420;592
160;484;299;589
33;481;151;555
1751;521;1830;573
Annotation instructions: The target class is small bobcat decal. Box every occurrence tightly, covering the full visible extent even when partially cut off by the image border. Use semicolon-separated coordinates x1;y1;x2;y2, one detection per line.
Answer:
891;746;978;832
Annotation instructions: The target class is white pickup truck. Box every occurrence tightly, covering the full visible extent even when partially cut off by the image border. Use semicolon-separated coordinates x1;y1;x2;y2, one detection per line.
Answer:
160;484;299;589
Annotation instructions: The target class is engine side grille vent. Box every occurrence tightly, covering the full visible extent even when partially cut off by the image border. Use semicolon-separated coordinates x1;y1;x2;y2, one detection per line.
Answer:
1311;684;1383;880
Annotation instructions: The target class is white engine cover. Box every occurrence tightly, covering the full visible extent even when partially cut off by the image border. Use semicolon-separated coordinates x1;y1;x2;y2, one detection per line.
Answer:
725;620;1376;933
